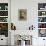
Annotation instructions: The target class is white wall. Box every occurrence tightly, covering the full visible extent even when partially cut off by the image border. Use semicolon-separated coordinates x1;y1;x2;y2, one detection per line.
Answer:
0;0;46;46
11;0;38;30
11;0;46;46
0;0;8;3
11;0;46;30
11;0;38;45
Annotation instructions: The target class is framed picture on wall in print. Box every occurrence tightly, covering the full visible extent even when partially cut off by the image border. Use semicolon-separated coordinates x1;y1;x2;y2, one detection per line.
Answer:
19;9;27;21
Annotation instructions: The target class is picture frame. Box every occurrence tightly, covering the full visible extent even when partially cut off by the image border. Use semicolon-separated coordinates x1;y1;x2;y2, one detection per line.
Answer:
0;23;8;37
38;29;46;37
19;9;27;21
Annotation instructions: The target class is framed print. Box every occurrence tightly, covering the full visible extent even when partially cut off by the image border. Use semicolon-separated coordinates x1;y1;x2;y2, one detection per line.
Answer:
0;23;8;37
38;29;46;37
19;9;27;20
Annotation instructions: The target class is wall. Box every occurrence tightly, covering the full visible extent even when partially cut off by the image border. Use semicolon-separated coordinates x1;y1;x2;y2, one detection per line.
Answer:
11;0;46;30
11;0;38;30
0;0;46;46
0;0;8;3
11;0;46;46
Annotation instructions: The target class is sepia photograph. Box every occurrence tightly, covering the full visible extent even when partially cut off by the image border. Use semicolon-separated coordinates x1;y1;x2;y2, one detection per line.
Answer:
19;9;27;21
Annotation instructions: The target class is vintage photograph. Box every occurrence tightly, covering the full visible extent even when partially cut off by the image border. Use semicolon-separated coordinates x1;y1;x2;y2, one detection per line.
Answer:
19;9;27;20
